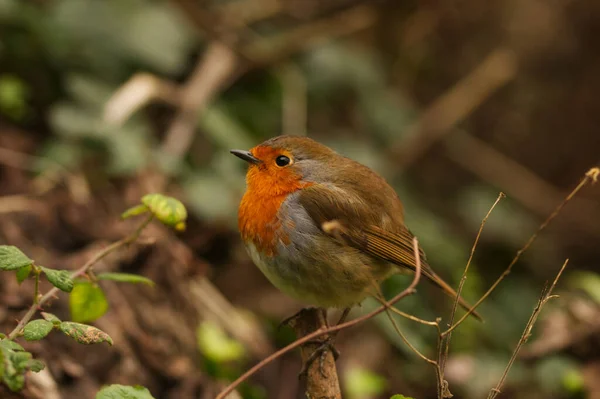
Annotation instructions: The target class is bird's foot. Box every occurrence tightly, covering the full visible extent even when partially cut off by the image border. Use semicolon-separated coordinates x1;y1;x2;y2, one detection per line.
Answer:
298;336;340;379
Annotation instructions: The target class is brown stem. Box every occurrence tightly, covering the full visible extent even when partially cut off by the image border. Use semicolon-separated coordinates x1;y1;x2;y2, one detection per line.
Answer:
292;308;341;399
7;215;153;340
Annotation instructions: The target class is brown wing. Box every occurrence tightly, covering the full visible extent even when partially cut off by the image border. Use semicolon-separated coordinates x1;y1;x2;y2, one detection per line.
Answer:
298;184;482;320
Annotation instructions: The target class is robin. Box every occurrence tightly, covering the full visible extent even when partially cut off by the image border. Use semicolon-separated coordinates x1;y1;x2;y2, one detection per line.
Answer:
231;135;480;351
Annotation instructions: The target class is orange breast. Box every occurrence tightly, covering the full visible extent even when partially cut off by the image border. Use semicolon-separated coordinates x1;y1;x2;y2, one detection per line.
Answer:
238;191;288;256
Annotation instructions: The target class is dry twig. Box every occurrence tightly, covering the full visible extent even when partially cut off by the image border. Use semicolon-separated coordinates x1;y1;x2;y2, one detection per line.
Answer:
487;259;569;399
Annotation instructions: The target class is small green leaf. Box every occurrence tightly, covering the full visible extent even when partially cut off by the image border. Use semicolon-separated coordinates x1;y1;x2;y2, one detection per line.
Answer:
41;312;62;325
196;321;245;363
23;320;54;341
96;384;156;399
70;282;109;323
2;371;24;392
0;340;32;392
0;246;33;271
97;272;155;286
59;322;113;345
40;267;74;292
27;359;44;373
141;193;187;231
15;265;32;284
0;340;24;352
121;204;149;220
390;395;414;399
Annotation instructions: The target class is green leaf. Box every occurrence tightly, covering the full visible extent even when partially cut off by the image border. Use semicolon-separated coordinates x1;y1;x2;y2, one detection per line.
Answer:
23;320;54;341
41;312;62;325
27;359;44;373
0;246;33;271
40;267;74;292
390;395;414;399
69;282;109;323
96;384;156;399
196;321;245;363
121;204;149;220
59;322;113;345
0;340;24;352
97;272;154;286
0;339;32;392
141;193;187;231
15;265;32;284
2;370;24;392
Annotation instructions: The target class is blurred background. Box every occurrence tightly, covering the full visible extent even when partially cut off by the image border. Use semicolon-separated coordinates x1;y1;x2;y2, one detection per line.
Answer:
1;0;599;398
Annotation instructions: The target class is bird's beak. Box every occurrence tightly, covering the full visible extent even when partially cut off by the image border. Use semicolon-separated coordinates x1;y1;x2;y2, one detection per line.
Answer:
230;149;262;165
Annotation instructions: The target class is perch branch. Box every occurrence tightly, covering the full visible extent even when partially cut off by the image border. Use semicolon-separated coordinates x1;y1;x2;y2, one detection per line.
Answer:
291;308;341;399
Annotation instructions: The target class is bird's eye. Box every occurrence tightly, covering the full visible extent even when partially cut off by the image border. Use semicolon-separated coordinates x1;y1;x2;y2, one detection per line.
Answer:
275;155;291;167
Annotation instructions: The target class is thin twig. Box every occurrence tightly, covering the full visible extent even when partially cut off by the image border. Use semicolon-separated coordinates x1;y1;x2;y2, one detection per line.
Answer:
487;259;569;399
7;215;154;340
382;305;436;364
215;237;423;399
444;167;599;335
374;295;439;326
440;192;505;373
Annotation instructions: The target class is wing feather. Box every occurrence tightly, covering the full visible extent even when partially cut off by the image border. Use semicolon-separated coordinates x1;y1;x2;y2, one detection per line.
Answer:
299;184;482;320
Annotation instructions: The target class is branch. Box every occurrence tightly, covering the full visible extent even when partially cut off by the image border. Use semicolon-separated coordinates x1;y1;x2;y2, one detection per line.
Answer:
292;309;341;399
487;259;569;399
7;215;154;340
215;237;423;399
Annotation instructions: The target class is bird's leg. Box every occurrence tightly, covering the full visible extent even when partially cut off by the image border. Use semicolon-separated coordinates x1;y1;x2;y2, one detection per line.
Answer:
299;308;351;378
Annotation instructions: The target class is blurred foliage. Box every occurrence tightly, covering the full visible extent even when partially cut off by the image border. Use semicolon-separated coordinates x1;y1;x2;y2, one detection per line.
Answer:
344;366;388;399
1;0;599;398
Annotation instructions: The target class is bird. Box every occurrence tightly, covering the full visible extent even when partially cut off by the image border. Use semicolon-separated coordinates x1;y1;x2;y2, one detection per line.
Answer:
231;135;480;325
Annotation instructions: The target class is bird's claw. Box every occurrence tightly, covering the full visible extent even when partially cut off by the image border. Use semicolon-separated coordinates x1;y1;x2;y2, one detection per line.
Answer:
298;337;340;379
